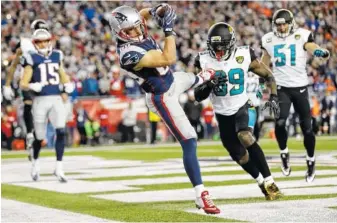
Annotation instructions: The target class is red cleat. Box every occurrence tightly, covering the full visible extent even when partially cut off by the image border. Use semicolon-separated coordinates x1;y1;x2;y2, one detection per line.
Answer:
195;191;221;214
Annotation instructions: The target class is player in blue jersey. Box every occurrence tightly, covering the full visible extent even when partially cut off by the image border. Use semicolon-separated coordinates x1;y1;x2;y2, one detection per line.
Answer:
3;19;49;160
109;4;220;214
20;29;74;182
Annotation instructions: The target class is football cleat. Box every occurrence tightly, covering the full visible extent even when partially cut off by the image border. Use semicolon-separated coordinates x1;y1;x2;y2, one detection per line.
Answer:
54;170;67;183
195;191;220;214
280;152;291;176
305;160;316;183
265;182;283;201
258;182;269;200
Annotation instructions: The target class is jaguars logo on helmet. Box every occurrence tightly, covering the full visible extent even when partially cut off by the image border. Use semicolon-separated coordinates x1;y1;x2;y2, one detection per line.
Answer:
207;22;236;61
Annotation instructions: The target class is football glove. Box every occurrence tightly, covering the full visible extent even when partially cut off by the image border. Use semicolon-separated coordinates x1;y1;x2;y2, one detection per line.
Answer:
262;94;280;119
29;83;43;92
313;49;330;59
64;82;75;94
3;86;14;100
150;4;176;36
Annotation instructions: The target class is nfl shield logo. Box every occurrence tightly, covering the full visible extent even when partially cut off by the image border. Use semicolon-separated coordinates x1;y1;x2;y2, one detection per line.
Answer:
236;56;244;64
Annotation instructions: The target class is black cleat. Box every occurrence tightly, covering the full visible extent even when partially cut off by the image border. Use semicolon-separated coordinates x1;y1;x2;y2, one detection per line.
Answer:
280;152;291;176
305;160;316;183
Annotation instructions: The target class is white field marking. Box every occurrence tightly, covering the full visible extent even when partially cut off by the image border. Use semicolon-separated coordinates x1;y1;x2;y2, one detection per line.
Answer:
186;197;337;222
2;155;337;194
92;177;337;203
2;136;337;155
1;198;119;222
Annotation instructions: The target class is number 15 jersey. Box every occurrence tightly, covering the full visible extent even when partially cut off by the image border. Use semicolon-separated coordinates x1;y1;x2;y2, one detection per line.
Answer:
261;28;312;88
196;46;254;116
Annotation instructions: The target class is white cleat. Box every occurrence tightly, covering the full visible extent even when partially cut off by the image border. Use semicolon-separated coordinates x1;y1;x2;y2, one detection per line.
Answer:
54;170;67;183
305;160;316;183
280;152;291;176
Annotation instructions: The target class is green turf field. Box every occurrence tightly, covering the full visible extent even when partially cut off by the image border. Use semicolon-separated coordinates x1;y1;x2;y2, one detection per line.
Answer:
2;137;337;222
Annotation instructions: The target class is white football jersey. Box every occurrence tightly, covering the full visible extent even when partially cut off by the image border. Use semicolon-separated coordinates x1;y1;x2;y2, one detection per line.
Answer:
261;28;312;88
246;73;261;107
198;46;252;115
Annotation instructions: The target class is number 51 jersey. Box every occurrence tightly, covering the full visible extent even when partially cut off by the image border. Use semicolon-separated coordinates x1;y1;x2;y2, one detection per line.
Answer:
261;28;312;88
198;46;253;116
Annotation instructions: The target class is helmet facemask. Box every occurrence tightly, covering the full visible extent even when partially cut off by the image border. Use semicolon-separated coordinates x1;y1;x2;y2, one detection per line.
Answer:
208;36;236;61
272;9;296;38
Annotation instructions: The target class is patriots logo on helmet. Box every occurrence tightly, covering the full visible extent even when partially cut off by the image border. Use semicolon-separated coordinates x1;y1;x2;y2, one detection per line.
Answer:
113;12;127;24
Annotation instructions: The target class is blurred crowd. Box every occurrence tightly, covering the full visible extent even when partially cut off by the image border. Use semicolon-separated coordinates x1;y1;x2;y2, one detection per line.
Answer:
1;1;337;148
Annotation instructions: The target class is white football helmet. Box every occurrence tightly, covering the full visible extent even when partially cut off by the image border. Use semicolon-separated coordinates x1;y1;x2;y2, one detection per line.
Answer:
32;29;52;55
109;5;148;42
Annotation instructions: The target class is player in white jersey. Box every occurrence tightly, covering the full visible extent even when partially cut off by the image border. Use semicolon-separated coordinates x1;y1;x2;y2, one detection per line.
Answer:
246;72;264;141
194;22;282;201
3;19;49;160
261;9;330;182
20;29;74;182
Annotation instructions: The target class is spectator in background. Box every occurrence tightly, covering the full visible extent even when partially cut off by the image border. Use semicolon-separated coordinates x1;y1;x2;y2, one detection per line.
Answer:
1;113;13;149
123;75;141;99
120;102;137;143
66;108;77;147
110;66;124;97
311;95;320;135
202;102;214;139
76;103;89;145
85;118;101;146
82;71;99;96
97;104;109;137
184;91;203;140
148;110;161;144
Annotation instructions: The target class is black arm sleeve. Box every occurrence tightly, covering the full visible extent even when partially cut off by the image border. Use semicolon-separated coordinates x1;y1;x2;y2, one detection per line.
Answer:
250;47;257;62
194;54;201;70
194;81;213;102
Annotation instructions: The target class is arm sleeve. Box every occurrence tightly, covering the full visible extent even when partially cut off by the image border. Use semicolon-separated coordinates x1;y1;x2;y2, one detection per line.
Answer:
194;54;201;69
194;81;213;102
249;47;257;62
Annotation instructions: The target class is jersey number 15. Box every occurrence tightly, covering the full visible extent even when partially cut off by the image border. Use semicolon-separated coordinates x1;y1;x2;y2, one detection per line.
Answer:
38;63;60;85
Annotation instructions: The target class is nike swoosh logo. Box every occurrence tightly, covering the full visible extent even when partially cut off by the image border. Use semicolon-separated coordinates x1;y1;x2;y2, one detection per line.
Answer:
300;89;306;93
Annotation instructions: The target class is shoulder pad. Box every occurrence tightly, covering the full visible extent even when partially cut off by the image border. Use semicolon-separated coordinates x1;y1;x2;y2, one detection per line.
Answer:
20;52;34;67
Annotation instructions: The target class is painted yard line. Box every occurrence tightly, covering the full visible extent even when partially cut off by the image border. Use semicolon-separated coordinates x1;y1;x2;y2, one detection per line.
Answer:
91;177;337;203
1;198;118;222
186;197;337;222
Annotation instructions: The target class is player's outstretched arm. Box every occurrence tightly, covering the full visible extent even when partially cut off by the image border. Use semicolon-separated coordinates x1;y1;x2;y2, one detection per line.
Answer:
304;42;330;61
139;8;152;21
261;49;271;69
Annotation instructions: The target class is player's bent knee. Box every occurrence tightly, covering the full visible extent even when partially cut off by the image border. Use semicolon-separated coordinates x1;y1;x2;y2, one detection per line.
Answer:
238;151;249;165
237;131;255;148
23;100;33;105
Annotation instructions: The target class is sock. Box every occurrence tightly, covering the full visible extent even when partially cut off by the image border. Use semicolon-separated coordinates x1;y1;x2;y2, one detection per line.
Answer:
247;142;271;178
24;104;34;133
240;157;260;179
275;120;288;150
264;176;275;186
55;128;66;161
306;155;315;162
255;173;264;185
194;184;205;197
180;138;203;187
280;147;289;154
33;139;43;160
304;132;315;158
56;161;63;173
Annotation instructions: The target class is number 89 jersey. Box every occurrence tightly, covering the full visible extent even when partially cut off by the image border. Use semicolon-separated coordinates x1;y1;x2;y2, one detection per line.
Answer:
198;46;253;116
261;28;312;88
21;50;63;96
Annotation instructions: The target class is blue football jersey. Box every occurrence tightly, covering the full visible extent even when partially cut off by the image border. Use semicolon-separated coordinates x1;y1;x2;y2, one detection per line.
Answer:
21;50;63;96
117;37;174;94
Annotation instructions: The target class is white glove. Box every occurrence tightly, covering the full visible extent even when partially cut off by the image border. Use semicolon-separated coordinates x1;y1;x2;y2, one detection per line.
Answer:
3;86;14;100
197;69;216;81
29;83;43;92
64;82;75;93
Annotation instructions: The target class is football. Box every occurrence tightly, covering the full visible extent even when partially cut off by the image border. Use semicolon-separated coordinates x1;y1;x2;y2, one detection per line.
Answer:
156;5;167;18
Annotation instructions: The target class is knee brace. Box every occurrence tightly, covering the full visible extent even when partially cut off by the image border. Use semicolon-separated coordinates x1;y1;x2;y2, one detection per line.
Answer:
237;131;255;148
